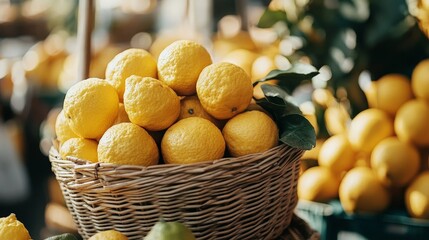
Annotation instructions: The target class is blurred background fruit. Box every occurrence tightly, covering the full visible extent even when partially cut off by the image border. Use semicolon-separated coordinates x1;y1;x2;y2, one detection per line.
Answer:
394;99;429;146
370;137;420;187
298;166;340;203
339;167;390;214
348;108;394;153
406;171;429;219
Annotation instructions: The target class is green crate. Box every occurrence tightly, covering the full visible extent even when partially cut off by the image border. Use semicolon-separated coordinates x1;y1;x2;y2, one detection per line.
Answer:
295;200;429;240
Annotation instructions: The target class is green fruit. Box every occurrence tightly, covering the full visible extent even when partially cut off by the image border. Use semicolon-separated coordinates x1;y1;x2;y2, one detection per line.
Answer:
144;221;196;240
44;233;78;240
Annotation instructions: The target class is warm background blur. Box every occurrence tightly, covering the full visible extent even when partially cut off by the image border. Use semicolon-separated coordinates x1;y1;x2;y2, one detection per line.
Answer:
1;0;429;239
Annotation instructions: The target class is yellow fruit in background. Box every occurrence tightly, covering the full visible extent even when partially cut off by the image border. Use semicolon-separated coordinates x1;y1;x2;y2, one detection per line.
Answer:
222;49;258;77
59;138;98;163
405;171;429;219
178;96;223;128
63;78;119;139
157;40;212;96
348;108;393;153
339;167;390;214
353;152;371;168
412;59;429;101
312;88;336;108
196;62;253;119
0;214;31;240
395;99;429;146
364;74;413;116
298;166;340;202
124;76;180;131
55;109;78;143
161;117;225;164
90;45;123;79
98;122;159;166
222;111;278;157
88;230;128;240
212;31;257;59
150;32;185;60
251;55;276;81
248;54;278;100
105;48;157;101
318;135;356;174
324;104;351;135
371;137;420;187
114;103;130;125
22;42;50;85
301;139;324;161
304;112;319;136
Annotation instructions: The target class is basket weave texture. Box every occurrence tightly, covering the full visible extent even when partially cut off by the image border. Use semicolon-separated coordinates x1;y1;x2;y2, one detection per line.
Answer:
49;144;304;240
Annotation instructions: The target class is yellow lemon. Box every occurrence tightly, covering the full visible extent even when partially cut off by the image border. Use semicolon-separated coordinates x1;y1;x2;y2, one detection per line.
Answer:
88;230;128;240
63;78;119;139
157;40;212;96
405;171;429;219
55;109;78;143
318;134;356;174
59;138;98;163
124;76;180;131
298;166;340;202
364;74;413;116
222;49;258;77
105;48;157;100
178;95;223;128
348;108;393;153
395;99;429;146
161;117;225;164
98;122;158;166
0;214;31;240
339;167;390;214
412;59;429;101
371;137;420;187
114;103;130;125
222;110;278;157
196;62;253;119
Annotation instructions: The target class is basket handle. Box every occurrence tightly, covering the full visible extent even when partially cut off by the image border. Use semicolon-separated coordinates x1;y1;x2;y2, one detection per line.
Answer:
77;0;94;81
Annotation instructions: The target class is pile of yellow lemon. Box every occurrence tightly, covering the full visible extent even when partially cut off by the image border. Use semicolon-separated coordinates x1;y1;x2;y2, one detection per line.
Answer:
55;40;279;167
298;59;429;219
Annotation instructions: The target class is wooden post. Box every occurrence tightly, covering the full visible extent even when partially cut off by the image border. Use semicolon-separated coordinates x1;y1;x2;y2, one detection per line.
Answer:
77;0;94;81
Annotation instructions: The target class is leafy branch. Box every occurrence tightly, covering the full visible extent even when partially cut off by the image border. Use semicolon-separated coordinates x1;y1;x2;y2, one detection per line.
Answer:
254;64;319;150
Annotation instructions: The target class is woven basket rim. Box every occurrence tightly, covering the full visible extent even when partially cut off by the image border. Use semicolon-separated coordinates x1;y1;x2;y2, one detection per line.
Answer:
49;143;298;172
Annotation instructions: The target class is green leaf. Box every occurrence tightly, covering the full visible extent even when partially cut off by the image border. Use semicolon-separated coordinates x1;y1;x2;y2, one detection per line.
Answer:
254;63;319;93
260;84;302;116
257;9;288;28
259;63;319;81
279;114;316;150
255;85;316;150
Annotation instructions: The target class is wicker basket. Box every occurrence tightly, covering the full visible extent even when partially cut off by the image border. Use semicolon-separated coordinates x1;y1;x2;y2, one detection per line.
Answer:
49;144;304;240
